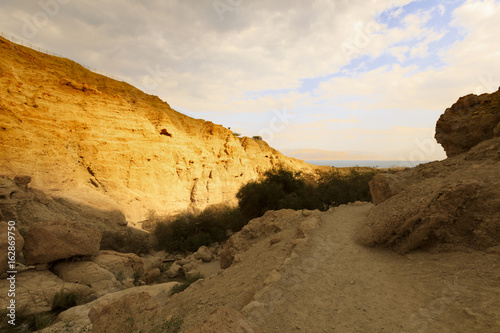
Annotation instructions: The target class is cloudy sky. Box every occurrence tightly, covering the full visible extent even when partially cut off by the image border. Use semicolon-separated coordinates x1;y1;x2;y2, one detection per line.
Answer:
2;0;500;161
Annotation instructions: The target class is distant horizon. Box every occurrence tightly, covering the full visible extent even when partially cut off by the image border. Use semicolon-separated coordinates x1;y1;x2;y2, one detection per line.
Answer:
304;159;433;169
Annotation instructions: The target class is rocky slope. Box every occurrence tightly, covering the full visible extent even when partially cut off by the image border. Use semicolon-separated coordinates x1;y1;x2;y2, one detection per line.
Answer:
37;204;500;332
356;88;500;253
0;37;315;226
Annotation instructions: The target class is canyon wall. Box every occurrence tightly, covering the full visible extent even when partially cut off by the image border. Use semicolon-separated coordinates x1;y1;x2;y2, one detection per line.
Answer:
0;37;315;226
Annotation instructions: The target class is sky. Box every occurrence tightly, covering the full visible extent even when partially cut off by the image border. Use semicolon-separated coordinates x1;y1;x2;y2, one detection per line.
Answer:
1;0;500;161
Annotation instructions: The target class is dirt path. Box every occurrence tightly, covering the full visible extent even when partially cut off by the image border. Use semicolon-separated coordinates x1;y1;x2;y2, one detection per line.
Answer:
251;203;499;332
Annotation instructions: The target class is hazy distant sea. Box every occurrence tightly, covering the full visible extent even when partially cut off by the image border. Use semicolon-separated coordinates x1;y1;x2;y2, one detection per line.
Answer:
305;160;430;168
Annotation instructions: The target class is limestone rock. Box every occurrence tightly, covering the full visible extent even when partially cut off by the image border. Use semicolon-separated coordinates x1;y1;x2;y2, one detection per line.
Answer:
355;137;500;253
0;270;92;315
92;250;144;283
435;88;500;157
220;210;301;269
186;307;262;333
23;221;101;264
40;282;179;333
0;36;317;225
53;261;122;296
166;263;182;278
0;176;127;231
0;221;24;274
194;245;213;262
368;173;404;204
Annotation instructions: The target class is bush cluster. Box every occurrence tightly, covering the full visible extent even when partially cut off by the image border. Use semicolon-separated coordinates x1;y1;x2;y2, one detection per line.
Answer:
155;205;247;253
154;167;376;253
237;167;375;219
100;228;154;255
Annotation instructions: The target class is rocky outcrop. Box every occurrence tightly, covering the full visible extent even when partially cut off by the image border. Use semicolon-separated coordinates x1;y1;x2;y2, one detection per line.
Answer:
220;209;322;269
0;221;24;274
357;139;500;253
53;261;122;296
39;282;179;333
0;175;127;231
0;37;316;227
92;250;144;287
0;270;92;315
435;88;500;157
23;222;101;264
186;307;263;333
368;173;404;204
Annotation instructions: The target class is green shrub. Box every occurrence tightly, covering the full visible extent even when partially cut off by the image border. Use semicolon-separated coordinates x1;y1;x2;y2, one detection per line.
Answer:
317;169;375;206
170;274;204;295
237;167;322;219
51;290;85;313
149;316;183;333
237;167;376;219
100;228;154;255
155;205;248;253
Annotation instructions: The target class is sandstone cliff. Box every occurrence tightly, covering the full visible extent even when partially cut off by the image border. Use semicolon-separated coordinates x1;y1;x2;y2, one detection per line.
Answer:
0;37;315;226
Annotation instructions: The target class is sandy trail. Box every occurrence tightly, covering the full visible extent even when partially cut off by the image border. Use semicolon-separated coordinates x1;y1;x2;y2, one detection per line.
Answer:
254;203;499;333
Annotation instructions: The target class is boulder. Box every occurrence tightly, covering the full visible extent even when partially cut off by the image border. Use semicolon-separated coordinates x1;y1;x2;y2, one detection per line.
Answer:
186;307;262;333
368;173;404;204
92;250;144;283
0;270;92;315
39;282;179;333
23;221;101;264
166;262;182;278
220;210;302;269
14;175;31;188
53;261;122;296
355;137;500;253
194;245;213;262
0;221;24;274
435;88;500;157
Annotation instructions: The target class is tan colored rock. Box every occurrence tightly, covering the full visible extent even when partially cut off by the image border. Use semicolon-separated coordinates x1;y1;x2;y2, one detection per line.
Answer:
0;221;24;274
0;37;318;225
186;307;262;333
53;261;122;296
165;262;181;278
368;173;404;204
23;221;101;264
0;270;92;315
194;245;213;262
0;176;127;231
143;267;161;283
296;216;320;238
13;175;31;188
92;250;144;282
355;137;500;253
40;282;179;333
435;88;500;157
220;210;302;269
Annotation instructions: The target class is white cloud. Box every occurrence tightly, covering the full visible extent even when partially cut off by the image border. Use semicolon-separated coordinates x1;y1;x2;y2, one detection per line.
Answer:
0;0;497;159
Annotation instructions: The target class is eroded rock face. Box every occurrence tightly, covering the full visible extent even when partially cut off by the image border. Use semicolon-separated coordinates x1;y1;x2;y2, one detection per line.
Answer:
435;88;500;157
23;222;101;264
0;176;127;231
0;37;317;225
220;209;321;269
53;261;122;296
355;137;500;253
0;270;92;315
368;173;404;205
